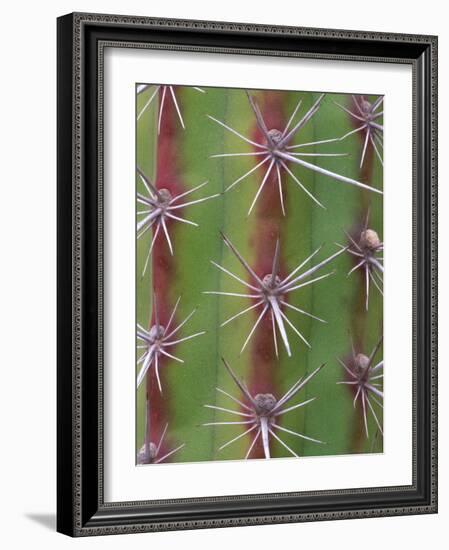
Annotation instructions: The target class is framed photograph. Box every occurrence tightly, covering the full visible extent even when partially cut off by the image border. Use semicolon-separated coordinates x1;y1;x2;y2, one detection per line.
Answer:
57;12;438;536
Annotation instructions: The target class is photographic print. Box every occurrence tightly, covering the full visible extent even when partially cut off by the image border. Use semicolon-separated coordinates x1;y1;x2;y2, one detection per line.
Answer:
136;84;384;465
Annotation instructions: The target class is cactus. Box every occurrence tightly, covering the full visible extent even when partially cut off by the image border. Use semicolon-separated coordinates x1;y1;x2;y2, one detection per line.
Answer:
136;85;383;463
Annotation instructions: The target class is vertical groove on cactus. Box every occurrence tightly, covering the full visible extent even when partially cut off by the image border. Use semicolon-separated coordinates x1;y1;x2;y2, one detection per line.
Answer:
146;88;185;461
249;91;286;458
344;95;383;453
350;135;374;454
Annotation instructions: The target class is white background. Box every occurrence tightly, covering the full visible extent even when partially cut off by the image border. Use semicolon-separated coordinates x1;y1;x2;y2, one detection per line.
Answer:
0;1;445;548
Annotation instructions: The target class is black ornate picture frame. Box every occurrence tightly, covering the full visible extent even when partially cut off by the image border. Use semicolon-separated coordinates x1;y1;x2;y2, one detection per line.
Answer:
57;12;437;536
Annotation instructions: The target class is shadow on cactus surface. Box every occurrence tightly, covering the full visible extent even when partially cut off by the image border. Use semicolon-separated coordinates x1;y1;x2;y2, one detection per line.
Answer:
135;83;384;465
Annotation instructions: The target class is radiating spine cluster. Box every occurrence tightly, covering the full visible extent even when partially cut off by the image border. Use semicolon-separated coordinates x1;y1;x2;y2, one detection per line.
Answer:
337;338;384;437
137;295;205;392
336;211;384;310
205;234;345;356
203;359;325;459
